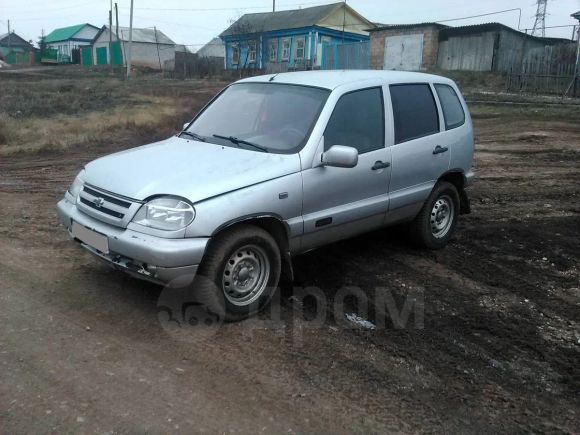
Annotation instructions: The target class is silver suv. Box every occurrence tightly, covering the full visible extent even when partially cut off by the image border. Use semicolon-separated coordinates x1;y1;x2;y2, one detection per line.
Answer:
57;71;474;320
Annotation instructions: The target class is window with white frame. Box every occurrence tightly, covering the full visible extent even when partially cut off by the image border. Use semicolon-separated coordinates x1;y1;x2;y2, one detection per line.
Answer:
268;39;278;62
295;37;305;60
281;38;291;61
248;40;257;63
232;44;239;65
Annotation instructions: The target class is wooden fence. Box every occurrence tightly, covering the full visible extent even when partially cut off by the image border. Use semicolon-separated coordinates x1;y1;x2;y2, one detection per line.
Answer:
164;51;224;78
507;63;577;96
506;43;578;96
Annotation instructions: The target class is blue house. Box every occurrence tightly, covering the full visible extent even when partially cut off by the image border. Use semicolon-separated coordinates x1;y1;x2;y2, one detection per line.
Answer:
219;2;374;71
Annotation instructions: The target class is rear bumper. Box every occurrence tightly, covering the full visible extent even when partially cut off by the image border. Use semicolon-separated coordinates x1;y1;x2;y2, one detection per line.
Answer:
57;198;209;287
465;169;475;187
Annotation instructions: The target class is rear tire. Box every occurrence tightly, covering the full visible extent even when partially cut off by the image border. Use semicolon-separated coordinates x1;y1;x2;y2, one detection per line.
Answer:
410;181;460;249
193;224;281;322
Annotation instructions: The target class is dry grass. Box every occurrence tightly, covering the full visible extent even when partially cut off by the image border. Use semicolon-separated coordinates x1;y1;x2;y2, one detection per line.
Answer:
0;72;226;155
0;96;187;155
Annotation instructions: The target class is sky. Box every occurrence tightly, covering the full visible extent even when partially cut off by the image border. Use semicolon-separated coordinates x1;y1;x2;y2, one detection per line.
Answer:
1;0;579;50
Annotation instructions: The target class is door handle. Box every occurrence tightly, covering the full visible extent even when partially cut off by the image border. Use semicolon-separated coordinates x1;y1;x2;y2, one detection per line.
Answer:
433;145;449;155
371;160;391;170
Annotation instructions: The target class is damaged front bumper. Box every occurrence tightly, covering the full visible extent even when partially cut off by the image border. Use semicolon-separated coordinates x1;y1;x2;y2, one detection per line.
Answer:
57;198;209;287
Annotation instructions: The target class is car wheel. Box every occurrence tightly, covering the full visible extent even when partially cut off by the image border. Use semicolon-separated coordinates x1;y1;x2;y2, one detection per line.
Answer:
410;181;460;249
193;224;281;322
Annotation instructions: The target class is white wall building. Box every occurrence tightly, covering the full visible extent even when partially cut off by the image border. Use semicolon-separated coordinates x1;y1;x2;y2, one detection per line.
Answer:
92;26;176;70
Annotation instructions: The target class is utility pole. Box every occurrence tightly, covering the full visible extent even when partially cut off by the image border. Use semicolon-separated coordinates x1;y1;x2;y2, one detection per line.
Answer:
342;0;346;43
563;19;580;98
273;0;275;12
7;20;11;50
115;3;119;40
109;0;113;70
154;26;162;70
126;0;134;79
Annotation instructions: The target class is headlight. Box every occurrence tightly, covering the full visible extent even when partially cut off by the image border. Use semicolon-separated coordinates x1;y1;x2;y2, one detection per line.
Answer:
68;169;85;199
132;197;195;231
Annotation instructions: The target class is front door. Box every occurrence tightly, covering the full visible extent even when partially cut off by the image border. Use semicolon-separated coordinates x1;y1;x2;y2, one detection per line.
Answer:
300;87;392;252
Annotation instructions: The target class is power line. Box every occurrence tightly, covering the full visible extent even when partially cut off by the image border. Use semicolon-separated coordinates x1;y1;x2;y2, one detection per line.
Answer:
2;0;100;13
433;8;523;30
120;0;329;12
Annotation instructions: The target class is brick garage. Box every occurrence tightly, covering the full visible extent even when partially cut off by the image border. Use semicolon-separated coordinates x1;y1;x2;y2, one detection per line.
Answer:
369;23;446;70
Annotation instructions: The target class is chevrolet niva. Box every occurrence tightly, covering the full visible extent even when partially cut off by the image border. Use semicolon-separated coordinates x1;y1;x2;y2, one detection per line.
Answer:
57;70;474;321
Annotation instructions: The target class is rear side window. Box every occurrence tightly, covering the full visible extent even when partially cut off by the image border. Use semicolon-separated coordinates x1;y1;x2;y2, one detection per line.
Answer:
390;84;439;144
324;87;384;154
435;84;465;130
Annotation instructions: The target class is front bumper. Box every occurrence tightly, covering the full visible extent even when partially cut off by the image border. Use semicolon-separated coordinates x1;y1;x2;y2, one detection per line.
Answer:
57;198;209;287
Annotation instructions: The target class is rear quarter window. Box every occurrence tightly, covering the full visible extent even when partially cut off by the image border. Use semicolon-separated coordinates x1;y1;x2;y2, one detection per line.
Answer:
435;84;465;130
389;84;439;144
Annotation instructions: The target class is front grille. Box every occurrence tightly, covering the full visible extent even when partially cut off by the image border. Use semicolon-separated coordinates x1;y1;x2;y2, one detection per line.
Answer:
76;184;142;228
83;186;132;208
79;197;125;218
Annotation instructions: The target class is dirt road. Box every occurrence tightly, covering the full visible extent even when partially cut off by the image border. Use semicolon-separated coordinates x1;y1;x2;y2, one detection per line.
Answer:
1;90;579;433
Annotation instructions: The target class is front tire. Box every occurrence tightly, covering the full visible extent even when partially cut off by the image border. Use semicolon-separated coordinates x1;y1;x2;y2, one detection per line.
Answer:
193;225;281;322
410;181;460;249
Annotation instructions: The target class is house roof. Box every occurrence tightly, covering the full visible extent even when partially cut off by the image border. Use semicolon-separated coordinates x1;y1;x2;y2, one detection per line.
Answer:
220;2;372;37
369;23;449;32
44;23;97;43
572;11;580;20
96;26;175;45
440;22;572;44
0;32;34;48
197;37;224;58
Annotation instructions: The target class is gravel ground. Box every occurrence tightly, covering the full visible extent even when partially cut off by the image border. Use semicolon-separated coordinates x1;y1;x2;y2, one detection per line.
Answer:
0;81;579;433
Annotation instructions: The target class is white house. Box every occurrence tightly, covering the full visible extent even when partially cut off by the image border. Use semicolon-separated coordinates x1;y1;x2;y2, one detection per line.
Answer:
43;23;99;63
92;26;176;69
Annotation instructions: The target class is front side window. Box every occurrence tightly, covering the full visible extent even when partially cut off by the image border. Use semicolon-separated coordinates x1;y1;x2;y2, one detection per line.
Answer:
231;45;239;65
435;84;465;130
269;39;278;61
248;41;256;63
295;37;305;60
390;84;439;144
324;87;384;154
281;38;291;61
186;83;330;154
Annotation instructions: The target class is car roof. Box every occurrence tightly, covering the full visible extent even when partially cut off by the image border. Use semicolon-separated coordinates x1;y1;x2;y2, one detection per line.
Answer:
237;70;455;90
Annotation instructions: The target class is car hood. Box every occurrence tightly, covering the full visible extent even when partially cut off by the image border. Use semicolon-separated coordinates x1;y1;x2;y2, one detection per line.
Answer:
84;136;302;203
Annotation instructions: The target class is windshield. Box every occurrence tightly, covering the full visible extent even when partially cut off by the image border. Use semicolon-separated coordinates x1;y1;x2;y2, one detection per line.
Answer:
184;83;330;154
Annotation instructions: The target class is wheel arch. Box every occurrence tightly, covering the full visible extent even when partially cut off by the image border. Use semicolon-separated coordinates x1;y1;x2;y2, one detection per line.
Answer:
438;170;470;214
211;215;294;285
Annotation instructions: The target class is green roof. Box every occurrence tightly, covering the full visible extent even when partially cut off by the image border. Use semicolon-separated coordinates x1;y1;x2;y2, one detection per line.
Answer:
44;24;91;43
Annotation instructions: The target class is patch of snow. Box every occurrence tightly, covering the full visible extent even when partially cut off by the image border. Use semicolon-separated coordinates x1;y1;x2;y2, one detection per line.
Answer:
345;313;376;330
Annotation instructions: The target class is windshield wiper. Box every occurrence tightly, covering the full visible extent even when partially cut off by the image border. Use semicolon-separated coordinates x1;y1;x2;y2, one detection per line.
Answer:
212;134;268;153
180;131;206;142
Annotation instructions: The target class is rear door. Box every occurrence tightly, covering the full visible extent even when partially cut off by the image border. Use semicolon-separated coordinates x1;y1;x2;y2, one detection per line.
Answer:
300;87;392;252
386;83;450;217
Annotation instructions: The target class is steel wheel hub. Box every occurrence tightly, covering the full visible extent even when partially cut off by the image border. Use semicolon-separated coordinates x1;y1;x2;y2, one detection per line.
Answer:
430;195;454;238
222;245;270;306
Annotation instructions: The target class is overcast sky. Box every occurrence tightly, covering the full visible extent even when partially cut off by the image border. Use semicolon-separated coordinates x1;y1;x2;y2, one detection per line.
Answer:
1;0;579;49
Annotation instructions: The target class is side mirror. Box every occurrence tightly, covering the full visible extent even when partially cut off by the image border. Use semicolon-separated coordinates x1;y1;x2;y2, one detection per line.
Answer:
321;145;358;168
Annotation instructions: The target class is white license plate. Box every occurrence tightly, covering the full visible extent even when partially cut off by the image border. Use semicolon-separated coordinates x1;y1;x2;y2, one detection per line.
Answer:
71;222;109;254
